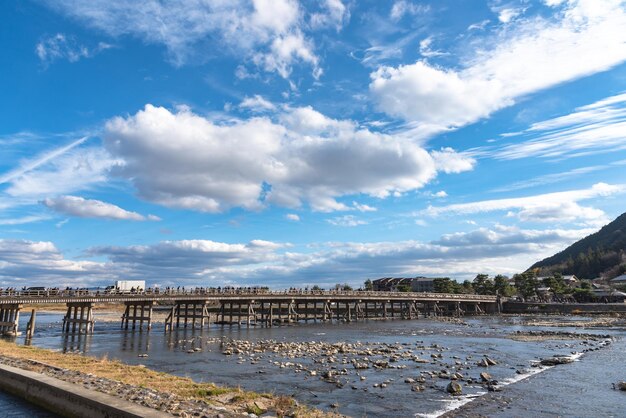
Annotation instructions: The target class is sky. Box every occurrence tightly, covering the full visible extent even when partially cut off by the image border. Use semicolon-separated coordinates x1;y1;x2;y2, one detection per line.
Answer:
1;0;626;289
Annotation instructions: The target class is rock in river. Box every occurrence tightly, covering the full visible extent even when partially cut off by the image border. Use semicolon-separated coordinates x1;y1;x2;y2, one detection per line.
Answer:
446;381;462;396
540;357;574;366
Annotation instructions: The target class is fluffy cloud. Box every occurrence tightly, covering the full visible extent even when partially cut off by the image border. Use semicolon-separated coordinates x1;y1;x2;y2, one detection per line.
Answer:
424;182;623;226
89;239;283;269
370;0;626;135
430;148;476;174
238;95;276;112
0;239;112;286
42;195;160;221
433;224;592;246
285;213;300;221
103;104;469;213
44;0;327;77
0;224;592;287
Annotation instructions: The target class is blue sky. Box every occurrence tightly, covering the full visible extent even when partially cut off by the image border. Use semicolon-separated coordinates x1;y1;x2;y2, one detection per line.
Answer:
1;0;626;288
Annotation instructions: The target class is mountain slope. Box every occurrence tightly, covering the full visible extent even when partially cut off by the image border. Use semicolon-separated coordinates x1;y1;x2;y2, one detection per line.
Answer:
530;212;626;279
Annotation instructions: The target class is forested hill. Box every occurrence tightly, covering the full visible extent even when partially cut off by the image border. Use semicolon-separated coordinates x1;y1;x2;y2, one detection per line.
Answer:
529;211;626;279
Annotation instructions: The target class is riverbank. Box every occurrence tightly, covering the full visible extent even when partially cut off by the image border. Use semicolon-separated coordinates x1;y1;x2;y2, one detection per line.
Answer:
0;340;336;417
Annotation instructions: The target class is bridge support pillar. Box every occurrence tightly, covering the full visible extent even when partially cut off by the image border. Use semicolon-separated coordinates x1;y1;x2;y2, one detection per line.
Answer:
0;303;22;336
354;301;364;321
122;301;154;331
454;301;463;317
63;302;94;334
288;300;298;322
322;301;332;322
25;309;36;339
164;301;211;330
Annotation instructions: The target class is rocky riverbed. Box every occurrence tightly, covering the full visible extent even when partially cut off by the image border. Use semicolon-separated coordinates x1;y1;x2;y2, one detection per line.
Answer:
12;313;626;417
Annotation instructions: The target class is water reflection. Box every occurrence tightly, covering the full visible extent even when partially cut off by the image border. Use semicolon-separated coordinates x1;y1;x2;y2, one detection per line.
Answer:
121;329;151;353
61;332;92;353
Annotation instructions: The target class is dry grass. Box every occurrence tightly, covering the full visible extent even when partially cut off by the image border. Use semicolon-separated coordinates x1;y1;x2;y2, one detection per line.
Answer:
0;340;338;417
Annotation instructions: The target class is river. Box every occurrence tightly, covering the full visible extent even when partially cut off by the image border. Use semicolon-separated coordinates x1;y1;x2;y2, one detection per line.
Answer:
3;312;625;417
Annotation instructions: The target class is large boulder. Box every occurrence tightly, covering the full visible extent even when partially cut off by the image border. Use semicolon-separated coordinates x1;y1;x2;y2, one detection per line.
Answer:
615;381;626;391
540;357;574;366
446;381;462;396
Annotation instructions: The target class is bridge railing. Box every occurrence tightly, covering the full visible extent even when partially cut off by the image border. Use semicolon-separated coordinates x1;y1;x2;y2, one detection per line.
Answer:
0;287;497;301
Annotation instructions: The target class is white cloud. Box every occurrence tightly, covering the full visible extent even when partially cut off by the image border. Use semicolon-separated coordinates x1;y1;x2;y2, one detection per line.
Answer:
390;1;429;21
419;37;448;58
371;0;626;136
515;201;605;224
36;33;111;66
0;239;112;286
239;95;276;112
424;182;623;226
428;190;448;198
0;215;52;226
0;223;594;287
42;195;159;221
433;224;592;247
103;104;452;213
489;92;626;160
430;148;476;174
2;147;117;203
0;137;88;186
468;19;490;30
310;0;349;31
496;8;524;23
44;0;323;78
285;213;300;221
352;201;377;212
327;215;367;227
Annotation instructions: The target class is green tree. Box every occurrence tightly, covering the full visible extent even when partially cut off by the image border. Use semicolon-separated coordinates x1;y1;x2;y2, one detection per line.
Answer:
433;278;455;293
460;280;475;294
473;274;495;295
542;274;566;296
572;287;593;302
397;284;411;292
364;279;373;291
514;272;539;301
494;275;514;297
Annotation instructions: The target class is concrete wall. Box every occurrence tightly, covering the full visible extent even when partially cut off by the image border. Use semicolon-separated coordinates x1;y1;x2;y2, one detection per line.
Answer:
503;301;626;315
0;363;170;418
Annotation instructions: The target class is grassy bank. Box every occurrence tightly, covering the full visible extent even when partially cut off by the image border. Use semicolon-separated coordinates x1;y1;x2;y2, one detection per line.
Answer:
0;339;335;417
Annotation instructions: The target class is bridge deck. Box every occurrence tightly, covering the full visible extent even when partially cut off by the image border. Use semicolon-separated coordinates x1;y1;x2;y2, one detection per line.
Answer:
0;291;497;305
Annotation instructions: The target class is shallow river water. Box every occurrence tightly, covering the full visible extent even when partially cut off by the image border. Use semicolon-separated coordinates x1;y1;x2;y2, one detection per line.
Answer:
5;313;626;417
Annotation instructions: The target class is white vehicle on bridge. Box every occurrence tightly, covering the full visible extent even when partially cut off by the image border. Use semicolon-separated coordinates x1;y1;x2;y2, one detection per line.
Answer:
111;280;145;294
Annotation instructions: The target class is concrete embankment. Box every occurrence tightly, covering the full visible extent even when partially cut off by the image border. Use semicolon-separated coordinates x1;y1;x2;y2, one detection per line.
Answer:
0;362;170;418
503;302;626;315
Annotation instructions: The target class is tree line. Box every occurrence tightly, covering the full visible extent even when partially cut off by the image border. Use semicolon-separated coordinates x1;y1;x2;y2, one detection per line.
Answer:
365;272;598;302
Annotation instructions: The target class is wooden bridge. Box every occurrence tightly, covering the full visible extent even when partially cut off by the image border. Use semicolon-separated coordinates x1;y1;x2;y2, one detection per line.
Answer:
0;289;499;336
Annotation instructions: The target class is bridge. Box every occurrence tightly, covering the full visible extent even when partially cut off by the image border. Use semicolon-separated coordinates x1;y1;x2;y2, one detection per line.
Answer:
0;289;499;337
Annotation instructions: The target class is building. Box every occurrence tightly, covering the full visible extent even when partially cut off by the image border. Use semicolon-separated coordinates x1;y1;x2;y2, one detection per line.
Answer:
610;274;626;284
592;289;626;303
372;277;438;292
537;275;579;285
